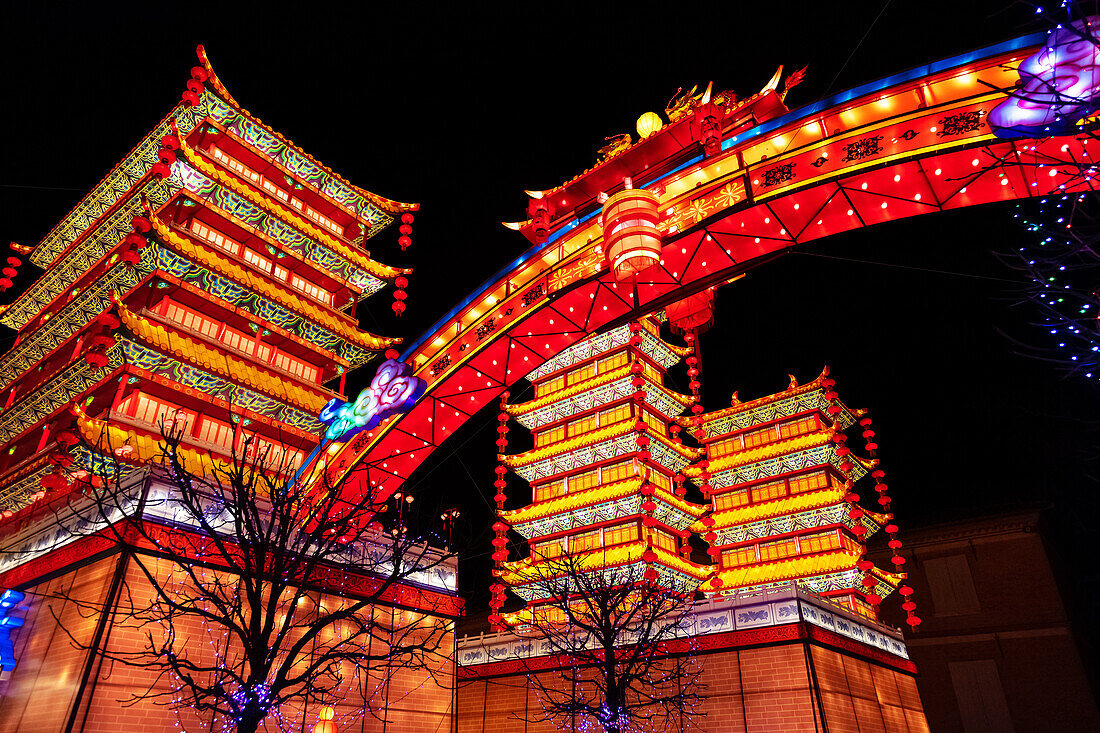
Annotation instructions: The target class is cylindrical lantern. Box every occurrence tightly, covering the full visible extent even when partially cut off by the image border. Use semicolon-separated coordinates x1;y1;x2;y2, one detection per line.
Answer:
600;187;661;281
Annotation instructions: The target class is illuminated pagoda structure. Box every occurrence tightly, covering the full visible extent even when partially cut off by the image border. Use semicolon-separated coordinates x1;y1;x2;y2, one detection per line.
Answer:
0;46;413;518
685;369;902;619
496;315;712;624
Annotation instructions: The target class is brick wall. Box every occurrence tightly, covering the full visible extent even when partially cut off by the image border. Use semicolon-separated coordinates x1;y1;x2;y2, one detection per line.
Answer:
457;638;929;733
0;552;457;732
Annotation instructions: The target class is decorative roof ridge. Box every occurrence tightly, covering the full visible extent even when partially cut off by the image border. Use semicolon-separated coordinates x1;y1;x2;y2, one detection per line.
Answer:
500;540;714;584
178;136;410;281
196;45;417;216
150;210;399;351
30;107;179;268
691;485;848;531
115;298;329;414
716;548;861;586
683;366;833;425
505;364;633;414
500;477;643;524
501;477;707;527
502;420;703;468
685;429;834;476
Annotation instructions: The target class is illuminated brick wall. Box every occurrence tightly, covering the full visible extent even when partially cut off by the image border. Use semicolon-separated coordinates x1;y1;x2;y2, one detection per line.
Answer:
0;553;457;733
457;635;928;733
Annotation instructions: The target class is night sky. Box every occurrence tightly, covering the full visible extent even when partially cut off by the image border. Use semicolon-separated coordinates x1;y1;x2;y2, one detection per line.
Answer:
2;2;1097;623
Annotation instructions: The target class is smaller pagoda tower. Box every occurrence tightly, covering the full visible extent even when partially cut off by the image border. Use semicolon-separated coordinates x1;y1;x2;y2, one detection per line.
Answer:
497;316;712;624
685;369;901;620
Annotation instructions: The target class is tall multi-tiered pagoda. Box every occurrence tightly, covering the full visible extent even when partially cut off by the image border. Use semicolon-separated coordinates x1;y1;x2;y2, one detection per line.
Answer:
0;45;412;516
685;369;903;619
495;316;712;624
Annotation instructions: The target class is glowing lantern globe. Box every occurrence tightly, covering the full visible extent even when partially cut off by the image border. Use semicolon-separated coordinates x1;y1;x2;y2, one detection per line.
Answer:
600;187;662;281
636;111;664;139
312;707;337;733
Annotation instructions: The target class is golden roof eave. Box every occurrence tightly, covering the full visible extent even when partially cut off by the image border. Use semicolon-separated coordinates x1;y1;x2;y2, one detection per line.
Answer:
502;421;703;468
150;211;399;351
506;367;693;416
116;298;330;414
501;477;707;526
500;541;714;585
196;45;417;216
177;138;410;281
685;429;836;477
679;366;832;426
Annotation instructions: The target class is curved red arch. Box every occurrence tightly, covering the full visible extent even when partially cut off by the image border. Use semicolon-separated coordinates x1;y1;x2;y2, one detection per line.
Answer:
323;31;1092;496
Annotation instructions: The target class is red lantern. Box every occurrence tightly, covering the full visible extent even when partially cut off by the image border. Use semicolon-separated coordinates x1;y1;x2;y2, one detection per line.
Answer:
391;300;406;315
181;90;200;107
393;289;407;301
160;135;180;151
186;78;204;95
398;235;412;250
151;161;172;179
6;256;20;267
401;213;414;225
190;65;209;82
0;278;12;290
395;276;409;289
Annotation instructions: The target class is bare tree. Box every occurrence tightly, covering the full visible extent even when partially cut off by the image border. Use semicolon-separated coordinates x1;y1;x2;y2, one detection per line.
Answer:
505;550;705;733
44;414;458;733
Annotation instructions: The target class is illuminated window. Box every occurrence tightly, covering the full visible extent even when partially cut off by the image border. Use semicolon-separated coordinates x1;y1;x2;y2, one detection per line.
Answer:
533;480;566;503
571;530;600;553
788;471;829;494
220;327;256;356
743;426;778;450
289;197;304;211
710;436;742;458
649;471;672;492
568;470;598;493
602;523;638;547
273;264;289;282
304;206;344;237
129;393;194;433
722;545;758;568
797;530;841;555
272;350;320;383
535;424;565;447
642;361;662;382
189;219;241;256
535;375;565;397
534;540;564;559
290;274;334;306
749;479;786;503
653;530;678;553
262;178;291;203
567;414;598;437
598;350;628;372
163;300;220;338
244;248;273;273
599;403;631;427
714;489;750;511
779;415;818;439
211;146;260;183
640;409;664;433
197;416;234;448
242;433;304;469
601;460;634;484
566;361;596;385
758;538;798;562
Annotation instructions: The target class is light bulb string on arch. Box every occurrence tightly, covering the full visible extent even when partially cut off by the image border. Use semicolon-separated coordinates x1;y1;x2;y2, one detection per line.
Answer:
489;391;511;630
859;412;921;629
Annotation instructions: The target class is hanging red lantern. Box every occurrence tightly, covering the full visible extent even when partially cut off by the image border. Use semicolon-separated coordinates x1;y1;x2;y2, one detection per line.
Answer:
160;134;180;151
190;65;209;83
398;235;412;251
181;90;200;107
0;278;12;291
391;300;406;316
186;78;204;96
151;161;172;179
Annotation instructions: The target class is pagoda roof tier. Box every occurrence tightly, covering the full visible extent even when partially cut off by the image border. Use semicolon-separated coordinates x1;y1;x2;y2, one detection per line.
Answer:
526;320;689;382
150;213;399;355
679;368;863;439
689;490;890;543
712;551;902;597
177;138;410;286
503;421;703;482
31;49;414;273
0;453;55;513
116;299;329;415
507;369;692;429
685;430;874;490
500;541;713;592
501;478;707;541
195;46;415;221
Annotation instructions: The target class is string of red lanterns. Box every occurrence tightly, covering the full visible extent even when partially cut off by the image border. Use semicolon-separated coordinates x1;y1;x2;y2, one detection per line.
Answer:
398;212;414;251
628;322;659;582
859;414;921;629
488;392;511;629
182;64;208;108
0;246;22;292
684;331;720;597
392;275;408;317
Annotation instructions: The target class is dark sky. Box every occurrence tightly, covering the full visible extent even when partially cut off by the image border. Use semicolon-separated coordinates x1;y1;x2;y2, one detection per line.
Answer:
2;1;1097;619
